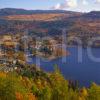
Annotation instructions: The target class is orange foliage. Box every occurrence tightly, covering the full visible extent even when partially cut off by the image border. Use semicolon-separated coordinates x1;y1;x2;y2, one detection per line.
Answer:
16;92;24;100
16;92;36;100
28;93;37;100
0;72;7;78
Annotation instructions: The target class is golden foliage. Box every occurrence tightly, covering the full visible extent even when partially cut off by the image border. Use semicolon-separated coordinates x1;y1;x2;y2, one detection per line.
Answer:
0;72;7;78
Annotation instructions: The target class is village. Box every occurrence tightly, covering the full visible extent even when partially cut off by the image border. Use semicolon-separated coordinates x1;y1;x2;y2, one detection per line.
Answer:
0;33;69;72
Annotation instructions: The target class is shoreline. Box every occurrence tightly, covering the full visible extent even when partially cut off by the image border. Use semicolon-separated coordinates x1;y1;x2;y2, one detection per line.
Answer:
37;48;70;61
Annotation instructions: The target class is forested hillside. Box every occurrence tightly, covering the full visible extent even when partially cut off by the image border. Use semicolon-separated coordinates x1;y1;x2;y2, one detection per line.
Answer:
0;64;100;100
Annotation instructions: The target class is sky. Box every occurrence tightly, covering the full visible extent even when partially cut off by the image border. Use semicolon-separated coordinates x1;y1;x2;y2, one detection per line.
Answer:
0;0;100;12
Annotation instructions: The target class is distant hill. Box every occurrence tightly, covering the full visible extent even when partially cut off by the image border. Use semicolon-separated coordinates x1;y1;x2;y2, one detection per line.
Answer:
0;8;82;22
0;8;100;39
0;8;81;16
81;11;100;19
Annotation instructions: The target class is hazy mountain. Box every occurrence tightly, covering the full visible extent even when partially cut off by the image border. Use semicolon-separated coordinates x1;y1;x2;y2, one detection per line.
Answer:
0;8;81;16
82;11;100;19
0;8;100;38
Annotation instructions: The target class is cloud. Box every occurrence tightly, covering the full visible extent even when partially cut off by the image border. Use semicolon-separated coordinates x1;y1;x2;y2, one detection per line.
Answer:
96;0;100;3
53;3;61;9
52;0;78;10
82;0;88;5
67;0;78;8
